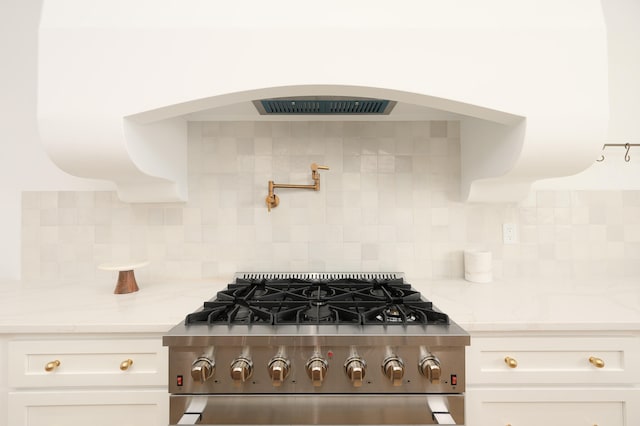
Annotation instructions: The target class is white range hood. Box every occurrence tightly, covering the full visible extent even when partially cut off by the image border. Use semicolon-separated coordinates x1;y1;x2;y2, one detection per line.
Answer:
37;0;610;203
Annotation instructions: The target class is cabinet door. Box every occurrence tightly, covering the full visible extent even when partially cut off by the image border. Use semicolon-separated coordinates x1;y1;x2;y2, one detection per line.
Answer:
8;390;168;426
466;388;639;426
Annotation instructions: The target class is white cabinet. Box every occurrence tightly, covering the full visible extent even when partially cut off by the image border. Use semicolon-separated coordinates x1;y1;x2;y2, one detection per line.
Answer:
8;390;168;426
466;332;640;426
8;338;166;388
467;388;639;426
5;335;168;426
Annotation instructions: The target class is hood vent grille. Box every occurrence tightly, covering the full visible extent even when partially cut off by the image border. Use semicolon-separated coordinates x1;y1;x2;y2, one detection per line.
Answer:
254;98;395;115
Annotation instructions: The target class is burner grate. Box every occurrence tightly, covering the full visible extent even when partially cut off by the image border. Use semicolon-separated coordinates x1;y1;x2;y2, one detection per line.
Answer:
185;274;449;327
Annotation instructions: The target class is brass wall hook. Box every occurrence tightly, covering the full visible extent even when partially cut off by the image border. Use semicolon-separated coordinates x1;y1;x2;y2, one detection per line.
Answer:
266;163;330;211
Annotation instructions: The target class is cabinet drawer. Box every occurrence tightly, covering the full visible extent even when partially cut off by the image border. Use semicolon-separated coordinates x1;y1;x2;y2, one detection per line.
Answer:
466;388;639;426
8;390;168;426
8;339;167;388
467;335;640;385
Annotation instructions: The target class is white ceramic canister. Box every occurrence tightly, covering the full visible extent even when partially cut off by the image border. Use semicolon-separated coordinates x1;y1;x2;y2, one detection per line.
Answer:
463;250;492;283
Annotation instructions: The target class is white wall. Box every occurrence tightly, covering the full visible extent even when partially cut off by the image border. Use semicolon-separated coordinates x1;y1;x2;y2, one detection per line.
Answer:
602;0;640;145
0;0;112;279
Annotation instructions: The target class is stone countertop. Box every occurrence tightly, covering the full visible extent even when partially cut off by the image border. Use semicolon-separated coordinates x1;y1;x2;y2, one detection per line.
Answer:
0;277;638;334
0;279;228;334
412;278;640;332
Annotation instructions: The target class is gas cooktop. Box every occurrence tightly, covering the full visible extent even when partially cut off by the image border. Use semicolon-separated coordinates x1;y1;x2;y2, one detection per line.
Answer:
163;273;470;425
184;273;449;326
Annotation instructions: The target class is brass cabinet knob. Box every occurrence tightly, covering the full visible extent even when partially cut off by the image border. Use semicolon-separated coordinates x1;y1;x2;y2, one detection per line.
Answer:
45;360;61;372
120;359;134;371
589;356;605;368
504;356;518;368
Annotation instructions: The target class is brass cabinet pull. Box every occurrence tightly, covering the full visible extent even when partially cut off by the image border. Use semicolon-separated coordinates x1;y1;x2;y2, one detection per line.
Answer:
589;356;605;368
504;356;518;368
45;360;61;372
120;359;134;371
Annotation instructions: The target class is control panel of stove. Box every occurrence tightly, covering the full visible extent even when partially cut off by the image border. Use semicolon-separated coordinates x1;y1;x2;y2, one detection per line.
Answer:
169;344;465;394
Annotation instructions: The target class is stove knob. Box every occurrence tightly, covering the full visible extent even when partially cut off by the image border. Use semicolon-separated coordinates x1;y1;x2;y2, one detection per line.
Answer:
230;357;253;383
419;354;441;384
191;357;215;384
306;356;328;387
344;356;367;387
268;357;290;387
382;356;404;386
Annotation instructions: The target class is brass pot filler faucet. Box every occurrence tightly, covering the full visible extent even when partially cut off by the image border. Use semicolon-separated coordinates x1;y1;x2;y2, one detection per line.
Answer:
266;163;330;211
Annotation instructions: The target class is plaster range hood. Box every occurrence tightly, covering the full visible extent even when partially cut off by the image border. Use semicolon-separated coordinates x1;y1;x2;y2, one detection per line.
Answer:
37;0;611;203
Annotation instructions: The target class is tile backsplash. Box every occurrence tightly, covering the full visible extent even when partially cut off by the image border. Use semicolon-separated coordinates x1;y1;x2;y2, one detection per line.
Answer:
21;121;640;283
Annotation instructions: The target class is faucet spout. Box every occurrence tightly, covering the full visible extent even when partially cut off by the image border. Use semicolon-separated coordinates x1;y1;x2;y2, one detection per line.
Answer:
311;163;330;190
265;163;329;211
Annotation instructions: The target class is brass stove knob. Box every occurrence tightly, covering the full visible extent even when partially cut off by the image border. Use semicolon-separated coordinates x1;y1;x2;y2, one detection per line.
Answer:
191;357;215;383
419;354;441;384
268;357;290;387
382;356;405;386
306;356;328;387
230;357;253;383
344;356;367;387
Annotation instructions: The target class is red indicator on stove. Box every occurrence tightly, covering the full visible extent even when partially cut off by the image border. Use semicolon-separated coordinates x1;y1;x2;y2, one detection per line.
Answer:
450;374;457;386
327;350;334;359
177;375;183;386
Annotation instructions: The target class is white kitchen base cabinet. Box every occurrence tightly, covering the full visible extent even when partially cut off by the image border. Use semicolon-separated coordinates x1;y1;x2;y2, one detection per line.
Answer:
8;338;166;388
466;332;640;426
467;388;639;426
3;335;168;426
8;390;168;426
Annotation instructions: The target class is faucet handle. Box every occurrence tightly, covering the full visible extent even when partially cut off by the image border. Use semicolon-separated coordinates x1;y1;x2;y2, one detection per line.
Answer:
311;163;330;171
265;193;279;212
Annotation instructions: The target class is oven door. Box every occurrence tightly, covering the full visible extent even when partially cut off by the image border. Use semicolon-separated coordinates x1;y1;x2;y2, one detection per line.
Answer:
170;394;464;425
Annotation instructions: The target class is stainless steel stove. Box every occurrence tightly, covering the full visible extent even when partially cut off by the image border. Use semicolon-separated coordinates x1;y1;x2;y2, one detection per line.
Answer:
163;273;470;425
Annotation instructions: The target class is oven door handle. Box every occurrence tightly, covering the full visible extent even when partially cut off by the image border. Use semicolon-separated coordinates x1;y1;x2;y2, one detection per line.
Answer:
177;414;201;425
432;412;456;424
177;396;208;425
428;396;458;425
